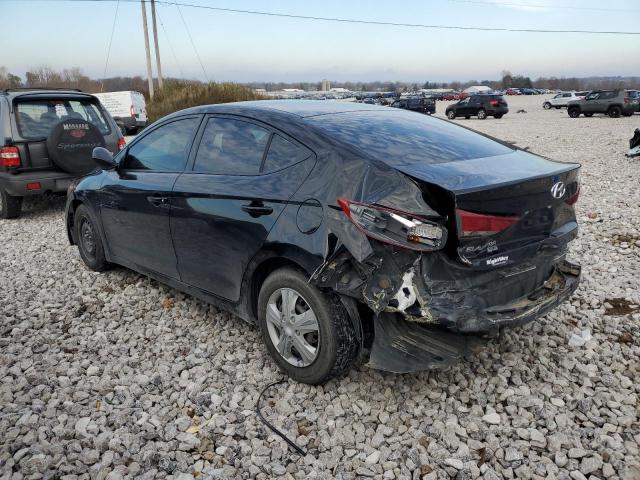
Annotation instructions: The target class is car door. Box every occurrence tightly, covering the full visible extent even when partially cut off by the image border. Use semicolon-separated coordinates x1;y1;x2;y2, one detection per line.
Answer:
583;92;600;113
99;115;201;278
456;97;472;115
171;115;315;301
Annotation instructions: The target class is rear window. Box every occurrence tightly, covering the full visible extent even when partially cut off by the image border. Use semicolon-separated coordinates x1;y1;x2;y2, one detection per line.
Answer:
308;110;512;165
15;98;111;139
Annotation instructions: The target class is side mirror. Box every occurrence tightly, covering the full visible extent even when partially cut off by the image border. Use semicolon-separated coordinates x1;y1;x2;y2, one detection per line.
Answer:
92;147;117;170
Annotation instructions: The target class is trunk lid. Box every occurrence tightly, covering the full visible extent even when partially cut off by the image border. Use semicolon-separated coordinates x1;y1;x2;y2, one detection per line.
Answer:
396;150;580;269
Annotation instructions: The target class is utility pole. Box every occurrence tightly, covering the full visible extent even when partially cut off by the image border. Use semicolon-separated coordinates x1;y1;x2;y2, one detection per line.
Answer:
140;0;155;99
150;0;163;90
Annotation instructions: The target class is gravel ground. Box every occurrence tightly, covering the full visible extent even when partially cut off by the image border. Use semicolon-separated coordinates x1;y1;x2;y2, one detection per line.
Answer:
1;95;639;480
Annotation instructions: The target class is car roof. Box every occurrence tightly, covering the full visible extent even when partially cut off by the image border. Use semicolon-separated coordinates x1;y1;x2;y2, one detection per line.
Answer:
0;88;96;100
176;100;387;119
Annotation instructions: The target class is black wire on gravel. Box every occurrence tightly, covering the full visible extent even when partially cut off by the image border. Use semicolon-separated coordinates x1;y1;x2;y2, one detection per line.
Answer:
256;379;307;456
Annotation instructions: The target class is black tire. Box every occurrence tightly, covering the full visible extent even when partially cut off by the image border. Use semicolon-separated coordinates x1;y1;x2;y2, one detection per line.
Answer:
74;204;109;271
608;106;621;118
477;109;487;119
257;268;359;384
494;114;503;119
0;189;23;219
555;106;561;109
568;107;581;118
465;115;471;119
46;119;105;175
446;110;456;119
543;102;551;109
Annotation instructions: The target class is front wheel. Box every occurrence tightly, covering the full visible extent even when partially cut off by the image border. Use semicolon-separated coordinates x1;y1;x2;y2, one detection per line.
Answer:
477;109;487;119
608;106;621;118
0;189;23;219
74;204;109;271
543;102;551;109
568;107;581;118
257;268;359;384
446;110;456;119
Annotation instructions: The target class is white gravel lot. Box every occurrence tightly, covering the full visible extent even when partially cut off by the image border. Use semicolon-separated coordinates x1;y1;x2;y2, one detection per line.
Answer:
1;95;639;480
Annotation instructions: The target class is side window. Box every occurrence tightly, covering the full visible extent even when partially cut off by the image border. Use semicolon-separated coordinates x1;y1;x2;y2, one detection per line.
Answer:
563;93;571;98
193;117;270;175
124;117;199;171
262;134;312;173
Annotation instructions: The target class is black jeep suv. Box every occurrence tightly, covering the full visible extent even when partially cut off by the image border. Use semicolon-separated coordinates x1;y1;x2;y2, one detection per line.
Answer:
0;88;124;218
390;96;436;115
446;94;509;120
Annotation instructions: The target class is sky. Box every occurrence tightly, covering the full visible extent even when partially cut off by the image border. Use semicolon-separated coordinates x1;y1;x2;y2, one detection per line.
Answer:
1;0;639;83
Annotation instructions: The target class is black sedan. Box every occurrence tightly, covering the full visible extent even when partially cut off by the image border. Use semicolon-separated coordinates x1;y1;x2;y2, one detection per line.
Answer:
66;101;581;384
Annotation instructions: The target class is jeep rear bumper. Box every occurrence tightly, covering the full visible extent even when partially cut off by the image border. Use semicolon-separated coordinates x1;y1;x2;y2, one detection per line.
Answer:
0;170;77;196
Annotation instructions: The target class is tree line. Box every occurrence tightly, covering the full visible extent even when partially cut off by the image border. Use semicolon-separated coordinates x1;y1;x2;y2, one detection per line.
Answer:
1;65;638;95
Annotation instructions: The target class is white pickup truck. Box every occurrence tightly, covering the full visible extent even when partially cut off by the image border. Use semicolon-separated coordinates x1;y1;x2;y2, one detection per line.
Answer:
543;91;589;109
94;91;148;134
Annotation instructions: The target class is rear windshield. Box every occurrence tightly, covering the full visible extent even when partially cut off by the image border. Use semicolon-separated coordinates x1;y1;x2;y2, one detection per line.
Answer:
307;110;512;165
15;98;111;139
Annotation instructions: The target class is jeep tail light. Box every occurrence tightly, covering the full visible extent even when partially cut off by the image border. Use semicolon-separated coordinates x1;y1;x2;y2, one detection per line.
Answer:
117;138;126;151
490;100;499;107
456;209;519;237
337;197;447;251
26;182;41;191
0;146;21;167
130;105;135;117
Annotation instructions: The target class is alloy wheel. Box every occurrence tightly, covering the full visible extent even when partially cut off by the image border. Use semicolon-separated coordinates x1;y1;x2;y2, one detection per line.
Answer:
80;217;96;260
265;287;320;367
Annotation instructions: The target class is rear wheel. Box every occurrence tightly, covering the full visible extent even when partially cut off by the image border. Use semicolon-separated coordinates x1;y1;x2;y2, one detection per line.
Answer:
543;102;551;109
608;106;621;118
477;109;487;119
494;114;503;119
465;115;471;119
257;268;359;384
0;189;23;219
74;204;109;271
568;107;581;118
446;110;456;119
555;106;561;109
584;113;593;117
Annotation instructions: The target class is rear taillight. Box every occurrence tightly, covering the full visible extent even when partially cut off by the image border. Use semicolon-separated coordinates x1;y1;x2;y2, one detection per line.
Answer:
117;138;126;151
0;146;21;167
624;97;630;104
456;209;519;237
490;100;499;107
130;105;135;117
565;183;580;205
337;198;447;251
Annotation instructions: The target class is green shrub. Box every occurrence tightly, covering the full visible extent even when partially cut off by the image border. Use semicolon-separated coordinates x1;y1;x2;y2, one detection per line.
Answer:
146;80;264;123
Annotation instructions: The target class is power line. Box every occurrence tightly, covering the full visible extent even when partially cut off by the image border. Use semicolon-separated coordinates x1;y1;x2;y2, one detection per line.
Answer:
156;6;185;78
447;0;640;13
100;0;119;91
4;0;640;35
175;3;209;81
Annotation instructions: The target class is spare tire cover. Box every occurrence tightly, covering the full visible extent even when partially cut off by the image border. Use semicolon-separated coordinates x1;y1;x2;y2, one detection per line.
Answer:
46;119;106;174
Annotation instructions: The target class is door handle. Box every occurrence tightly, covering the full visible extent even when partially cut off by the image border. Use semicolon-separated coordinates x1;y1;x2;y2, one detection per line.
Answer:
148;196;169;208
242;202;273;217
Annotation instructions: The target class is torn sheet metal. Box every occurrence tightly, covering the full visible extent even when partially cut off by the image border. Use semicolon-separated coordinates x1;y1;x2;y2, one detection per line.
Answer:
368;312;486;373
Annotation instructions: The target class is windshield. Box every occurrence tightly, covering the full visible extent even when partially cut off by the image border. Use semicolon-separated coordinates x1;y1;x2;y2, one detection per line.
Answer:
308;109;513;165
15;98;111;139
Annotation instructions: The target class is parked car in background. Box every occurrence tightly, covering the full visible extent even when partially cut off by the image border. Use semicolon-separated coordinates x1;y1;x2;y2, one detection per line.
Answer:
0;88;125;219
543;91;586;109
94;91;148;135
446;94;508;119
567;90;636;118
506;88;521;95
66;100;580;383
390;96;436;115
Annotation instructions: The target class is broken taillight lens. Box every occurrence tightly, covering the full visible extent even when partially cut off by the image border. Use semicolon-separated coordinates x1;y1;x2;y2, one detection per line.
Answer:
565;183;580;205
337;198;447;251
456;209;519;237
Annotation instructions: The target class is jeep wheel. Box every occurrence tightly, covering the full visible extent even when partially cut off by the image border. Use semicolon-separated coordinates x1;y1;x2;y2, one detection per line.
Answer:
568;107;581;118
446;110;456;119
477;109;487;120
543;102;551;109
257;268;359;384
74;204;109;271
608;106;622;118
0;189;23;219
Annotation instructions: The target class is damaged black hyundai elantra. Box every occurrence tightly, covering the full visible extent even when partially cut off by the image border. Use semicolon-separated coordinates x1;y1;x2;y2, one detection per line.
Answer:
66;100;581;384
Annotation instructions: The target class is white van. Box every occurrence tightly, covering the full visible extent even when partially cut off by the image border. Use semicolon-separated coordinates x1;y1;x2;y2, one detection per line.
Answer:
94;91;148;134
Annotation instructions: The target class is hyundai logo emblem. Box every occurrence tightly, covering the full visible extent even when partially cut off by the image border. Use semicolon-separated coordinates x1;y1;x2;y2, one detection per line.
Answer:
550;181;566;199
